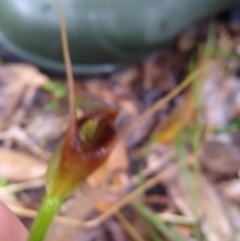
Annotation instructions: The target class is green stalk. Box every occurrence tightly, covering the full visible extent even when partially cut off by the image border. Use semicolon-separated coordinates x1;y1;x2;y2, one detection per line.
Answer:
27;194;61;241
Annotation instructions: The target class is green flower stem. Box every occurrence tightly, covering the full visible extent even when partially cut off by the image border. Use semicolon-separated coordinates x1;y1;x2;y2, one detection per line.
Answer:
27;194;62;241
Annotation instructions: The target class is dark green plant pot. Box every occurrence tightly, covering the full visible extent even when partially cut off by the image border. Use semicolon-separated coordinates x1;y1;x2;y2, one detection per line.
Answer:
0;0;238;75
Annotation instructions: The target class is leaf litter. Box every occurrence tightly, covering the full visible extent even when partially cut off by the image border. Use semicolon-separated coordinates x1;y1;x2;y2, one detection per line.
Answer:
2;12;240;241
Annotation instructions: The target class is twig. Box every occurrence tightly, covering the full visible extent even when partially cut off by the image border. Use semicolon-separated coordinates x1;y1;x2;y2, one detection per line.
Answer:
7;163;177;228
0;178;44;193
110;149;175;193
115;211;145;241
119;63;211;141
0;126;51;160
156;212;196;225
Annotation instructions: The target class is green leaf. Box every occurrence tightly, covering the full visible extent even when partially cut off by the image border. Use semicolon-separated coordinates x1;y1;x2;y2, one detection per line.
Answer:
42;80;67;99
0;177;8;186
44;101;59;111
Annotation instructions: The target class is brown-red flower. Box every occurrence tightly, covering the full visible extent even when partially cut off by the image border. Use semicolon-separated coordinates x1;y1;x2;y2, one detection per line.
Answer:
46;107;118;199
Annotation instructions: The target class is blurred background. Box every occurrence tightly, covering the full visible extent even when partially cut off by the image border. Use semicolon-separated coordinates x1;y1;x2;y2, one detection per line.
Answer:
1;1;240;241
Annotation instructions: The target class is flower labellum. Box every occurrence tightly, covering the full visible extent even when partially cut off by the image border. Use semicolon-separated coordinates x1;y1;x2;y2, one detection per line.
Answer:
46;107;118;199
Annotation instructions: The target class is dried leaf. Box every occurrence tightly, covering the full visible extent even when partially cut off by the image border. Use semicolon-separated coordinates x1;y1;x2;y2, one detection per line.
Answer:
87;140;129;213
151;59;240;146
0;191;23;210
0;64;47;87
165;168;234;241
202;60;240;128
154;90;196;145
0;64;48;130
199;177;233;241
218;179;240;202
201;141;240;175
0;149;46;181
172;225;192;239
25;115;68;144
84;80;117;103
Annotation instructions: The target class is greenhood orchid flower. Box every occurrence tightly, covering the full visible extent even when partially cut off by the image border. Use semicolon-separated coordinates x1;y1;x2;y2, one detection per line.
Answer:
46;108;118;199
